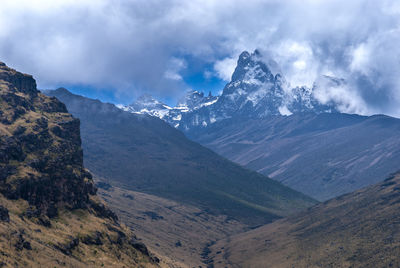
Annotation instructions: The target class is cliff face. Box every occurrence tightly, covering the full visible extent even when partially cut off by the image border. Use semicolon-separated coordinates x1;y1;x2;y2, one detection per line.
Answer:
0;62;159;267
0;62;96;218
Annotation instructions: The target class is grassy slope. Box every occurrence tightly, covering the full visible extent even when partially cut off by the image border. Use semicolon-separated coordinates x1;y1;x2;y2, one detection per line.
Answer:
0;195;159;268
210;171;400;268
45;88;316;226
187;113;400;201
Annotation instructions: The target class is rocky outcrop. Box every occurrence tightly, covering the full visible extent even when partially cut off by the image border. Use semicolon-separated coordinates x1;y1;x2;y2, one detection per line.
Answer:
0;62;97;217
0;62;37;96
0;61;159;267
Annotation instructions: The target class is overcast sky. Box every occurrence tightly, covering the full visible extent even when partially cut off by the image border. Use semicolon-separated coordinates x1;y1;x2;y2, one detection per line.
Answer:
1;0;400;116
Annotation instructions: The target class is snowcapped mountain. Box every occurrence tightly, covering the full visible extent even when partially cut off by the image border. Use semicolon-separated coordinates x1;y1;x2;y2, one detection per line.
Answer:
176;90;219;112
117;94;172;118
178;50;337;131
118;90;218;127
118;50;338;130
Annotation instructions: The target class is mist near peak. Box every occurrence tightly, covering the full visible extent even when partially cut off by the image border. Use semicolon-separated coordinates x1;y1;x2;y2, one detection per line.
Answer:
0;0;399;116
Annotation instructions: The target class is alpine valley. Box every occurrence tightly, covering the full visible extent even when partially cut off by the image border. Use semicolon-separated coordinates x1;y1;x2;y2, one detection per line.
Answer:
2;1;400;267
2;48;400;268
44;87;316;266
119;50;400;201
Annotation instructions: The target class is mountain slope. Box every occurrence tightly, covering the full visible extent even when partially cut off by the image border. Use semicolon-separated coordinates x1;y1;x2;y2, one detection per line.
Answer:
210;171;400;268
0;62;159;267
112;50;400;201
140;49;400;201
45;88;316;226
186;112;400;201
95;178;247;267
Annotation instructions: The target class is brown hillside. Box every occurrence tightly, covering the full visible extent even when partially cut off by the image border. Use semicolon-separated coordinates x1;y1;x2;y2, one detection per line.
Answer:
210;171;400;268
0;61;159;267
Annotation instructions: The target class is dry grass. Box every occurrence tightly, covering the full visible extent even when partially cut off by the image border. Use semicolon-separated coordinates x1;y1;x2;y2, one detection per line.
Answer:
0;70;161;267
95;178;249;268
0;195;159;268
210;173;400;268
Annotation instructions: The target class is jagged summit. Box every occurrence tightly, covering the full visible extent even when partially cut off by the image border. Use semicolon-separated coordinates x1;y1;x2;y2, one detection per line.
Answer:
231;50;275;83
176;50;338;130
119;93;171;118
176;90;218;110
117;50;339;130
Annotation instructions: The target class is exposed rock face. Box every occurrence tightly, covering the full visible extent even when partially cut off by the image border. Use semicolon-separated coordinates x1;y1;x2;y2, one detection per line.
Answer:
0;62;37;96
0;61;159;267
0;62;96;217
178;50;337;131
118;50;338;131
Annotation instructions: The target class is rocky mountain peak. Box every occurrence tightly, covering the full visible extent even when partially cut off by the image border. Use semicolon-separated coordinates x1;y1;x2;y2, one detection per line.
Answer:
231;50;275;84
132;93;168;111
177;90;203;107
117;93;171;119
177;90;218;110
117;50;340;131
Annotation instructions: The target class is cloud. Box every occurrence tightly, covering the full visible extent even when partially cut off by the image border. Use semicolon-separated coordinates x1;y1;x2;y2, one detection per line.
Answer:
313;76;369;115
349;43;370;74
0;0;399;116
213;57;236;81
164;57;187;81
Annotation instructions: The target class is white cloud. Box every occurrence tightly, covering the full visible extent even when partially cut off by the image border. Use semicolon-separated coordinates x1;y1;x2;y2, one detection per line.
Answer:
313;76;369;115
214;57;237;81
293;60;306;71
0;0;399;115
264;41;318;88
349;43;370;74
164;57;186;81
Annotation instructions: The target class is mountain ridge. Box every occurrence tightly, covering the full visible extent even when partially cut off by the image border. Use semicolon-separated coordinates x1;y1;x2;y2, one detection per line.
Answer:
114;50;400;201
187;112;400;201
118;50;340;130
45;87;317;226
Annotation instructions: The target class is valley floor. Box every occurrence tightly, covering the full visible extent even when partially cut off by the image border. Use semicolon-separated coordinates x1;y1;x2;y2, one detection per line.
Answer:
96;179;248;267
